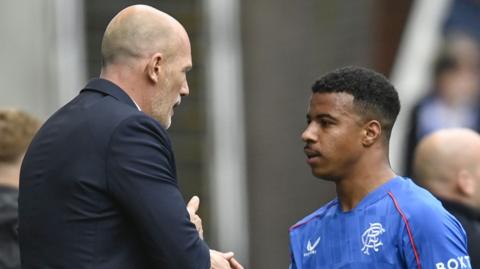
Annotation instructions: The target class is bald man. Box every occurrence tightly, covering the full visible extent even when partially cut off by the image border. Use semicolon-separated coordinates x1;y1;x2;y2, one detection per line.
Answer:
414;128;480;267
18;5;241;269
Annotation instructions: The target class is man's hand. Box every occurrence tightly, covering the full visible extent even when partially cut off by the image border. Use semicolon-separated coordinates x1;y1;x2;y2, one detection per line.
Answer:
187;195;203;239
189;198;245;269
228;257;244;269
210;250;244;269
210;250;233;269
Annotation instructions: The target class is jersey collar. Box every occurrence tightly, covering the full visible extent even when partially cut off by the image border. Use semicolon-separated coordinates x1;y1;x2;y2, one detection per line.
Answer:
337;176;404;213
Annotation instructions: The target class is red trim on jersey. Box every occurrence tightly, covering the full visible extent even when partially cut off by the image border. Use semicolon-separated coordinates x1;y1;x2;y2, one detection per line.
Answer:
289;213;322;232
289;202;337;232
388;191;422;269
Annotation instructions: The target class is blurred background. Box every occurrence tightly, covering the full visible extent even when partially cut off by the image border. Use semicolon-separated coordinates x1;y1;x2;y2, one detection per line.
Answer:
1;0;480;268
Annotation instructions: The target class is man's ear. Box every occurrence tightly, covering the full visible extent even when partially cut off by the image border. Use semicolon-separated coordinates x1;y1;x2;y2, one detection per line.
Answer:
146;53;163;83
457;169;475;197
362;120;382;147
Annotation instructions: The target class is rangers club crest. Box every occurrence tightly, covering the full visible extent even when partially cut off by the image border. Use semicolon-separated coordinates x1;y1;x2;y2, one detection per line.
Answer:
361;223;385;255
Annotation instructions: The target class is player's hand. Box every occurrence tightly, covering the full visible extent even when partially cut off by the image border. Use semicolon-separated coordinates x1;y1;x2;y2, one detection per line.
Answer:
187;195;203;240
210;250;233;269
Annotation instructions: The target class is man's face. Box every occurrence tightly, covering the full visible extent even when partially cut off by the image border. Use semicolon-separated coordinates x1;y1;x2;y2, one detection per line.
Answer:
151;36;192;129
301;92;365;181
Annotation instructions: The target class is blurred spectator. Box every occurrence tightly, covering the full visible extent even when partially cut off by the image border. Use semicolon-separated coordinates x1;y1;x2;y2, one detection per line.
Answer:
444;0;480;41
0;109;40;269
405;32;480;176
413;128;480;268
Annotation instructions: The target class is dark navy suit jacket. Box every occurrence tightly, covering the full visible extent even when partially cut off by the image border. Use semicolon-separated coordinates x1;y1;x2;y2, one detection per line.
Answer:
18;79;210;269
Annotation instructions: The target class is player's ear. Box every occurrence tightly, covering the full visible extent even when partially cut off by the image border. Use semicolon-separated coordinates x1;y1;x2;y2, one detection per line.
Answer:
362;120;381;147
146;52;163;83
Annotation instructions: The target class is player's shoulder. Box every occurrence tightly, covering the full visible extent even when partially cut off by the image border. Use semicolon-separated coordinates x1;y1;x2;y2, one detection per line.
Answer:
389;177;464;234
390;178;470;268
289;199;338;234
389;177;445;216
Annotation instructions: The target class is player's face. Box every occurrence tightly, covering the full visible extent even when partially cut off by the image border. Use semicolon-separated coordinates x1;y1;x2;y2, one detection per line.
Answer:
301;92;365;181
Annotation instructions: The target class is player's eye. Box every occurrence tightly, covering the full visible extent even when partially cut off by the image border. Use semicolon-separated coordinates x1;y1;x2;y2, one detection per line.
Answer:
320;119;333;127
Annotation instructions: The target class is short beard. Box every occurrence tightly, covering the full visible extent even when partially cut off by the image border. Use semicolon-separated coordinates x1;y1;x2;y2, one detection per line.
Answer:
149;90;172;129
150;101;171;129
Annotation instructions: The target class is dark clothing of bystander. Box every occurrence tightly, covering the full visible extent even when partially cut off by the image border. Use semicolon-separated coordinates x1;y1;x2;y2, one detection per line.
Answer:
441;198;480;268
0;186;20;269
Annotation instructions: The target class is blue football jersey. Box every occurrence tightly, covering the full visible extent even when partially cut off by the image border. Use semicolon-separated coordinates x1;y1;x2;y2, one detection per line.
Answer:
289;176;471;269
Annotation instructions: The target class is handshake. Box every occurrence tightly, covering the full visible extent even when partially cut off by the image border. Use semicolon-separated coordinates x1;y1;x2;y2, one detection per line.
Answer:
187;196;244;269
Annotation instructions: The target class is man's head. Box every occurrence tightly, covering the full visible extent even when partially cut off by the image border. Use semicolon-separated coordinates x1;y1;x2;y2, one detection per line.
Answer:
100;5;192;129
433;33;480;107
0;109;40;187
414;128;480;209
301;66;400;180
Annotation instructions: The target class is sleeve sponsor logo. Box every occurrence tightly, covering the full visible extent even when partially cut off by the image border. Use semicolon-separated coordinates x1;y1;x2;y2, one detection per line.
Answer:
435;256;471;269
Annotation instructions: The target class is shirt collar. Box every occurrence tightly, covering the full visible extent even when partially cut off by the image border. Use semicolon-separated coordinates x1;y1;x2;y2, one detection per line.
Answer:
131;98;141;111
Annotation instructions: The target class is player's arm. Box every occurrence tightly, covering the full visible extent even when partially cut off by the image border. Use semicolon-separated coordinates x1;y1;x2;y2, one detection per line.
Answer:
401;207;471;269
288;232;300;269
289;251;298;269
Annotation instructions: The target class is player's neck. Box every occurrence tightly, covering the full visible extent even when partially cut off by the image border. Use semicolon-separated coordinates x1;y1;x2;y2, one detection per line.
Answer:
335;161;395;212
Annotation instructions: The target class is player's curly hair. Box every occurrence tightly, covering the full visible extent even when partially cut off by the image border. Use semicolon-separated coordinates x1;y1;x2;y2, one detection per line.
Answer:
0;109;41;163
312;66;400;140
